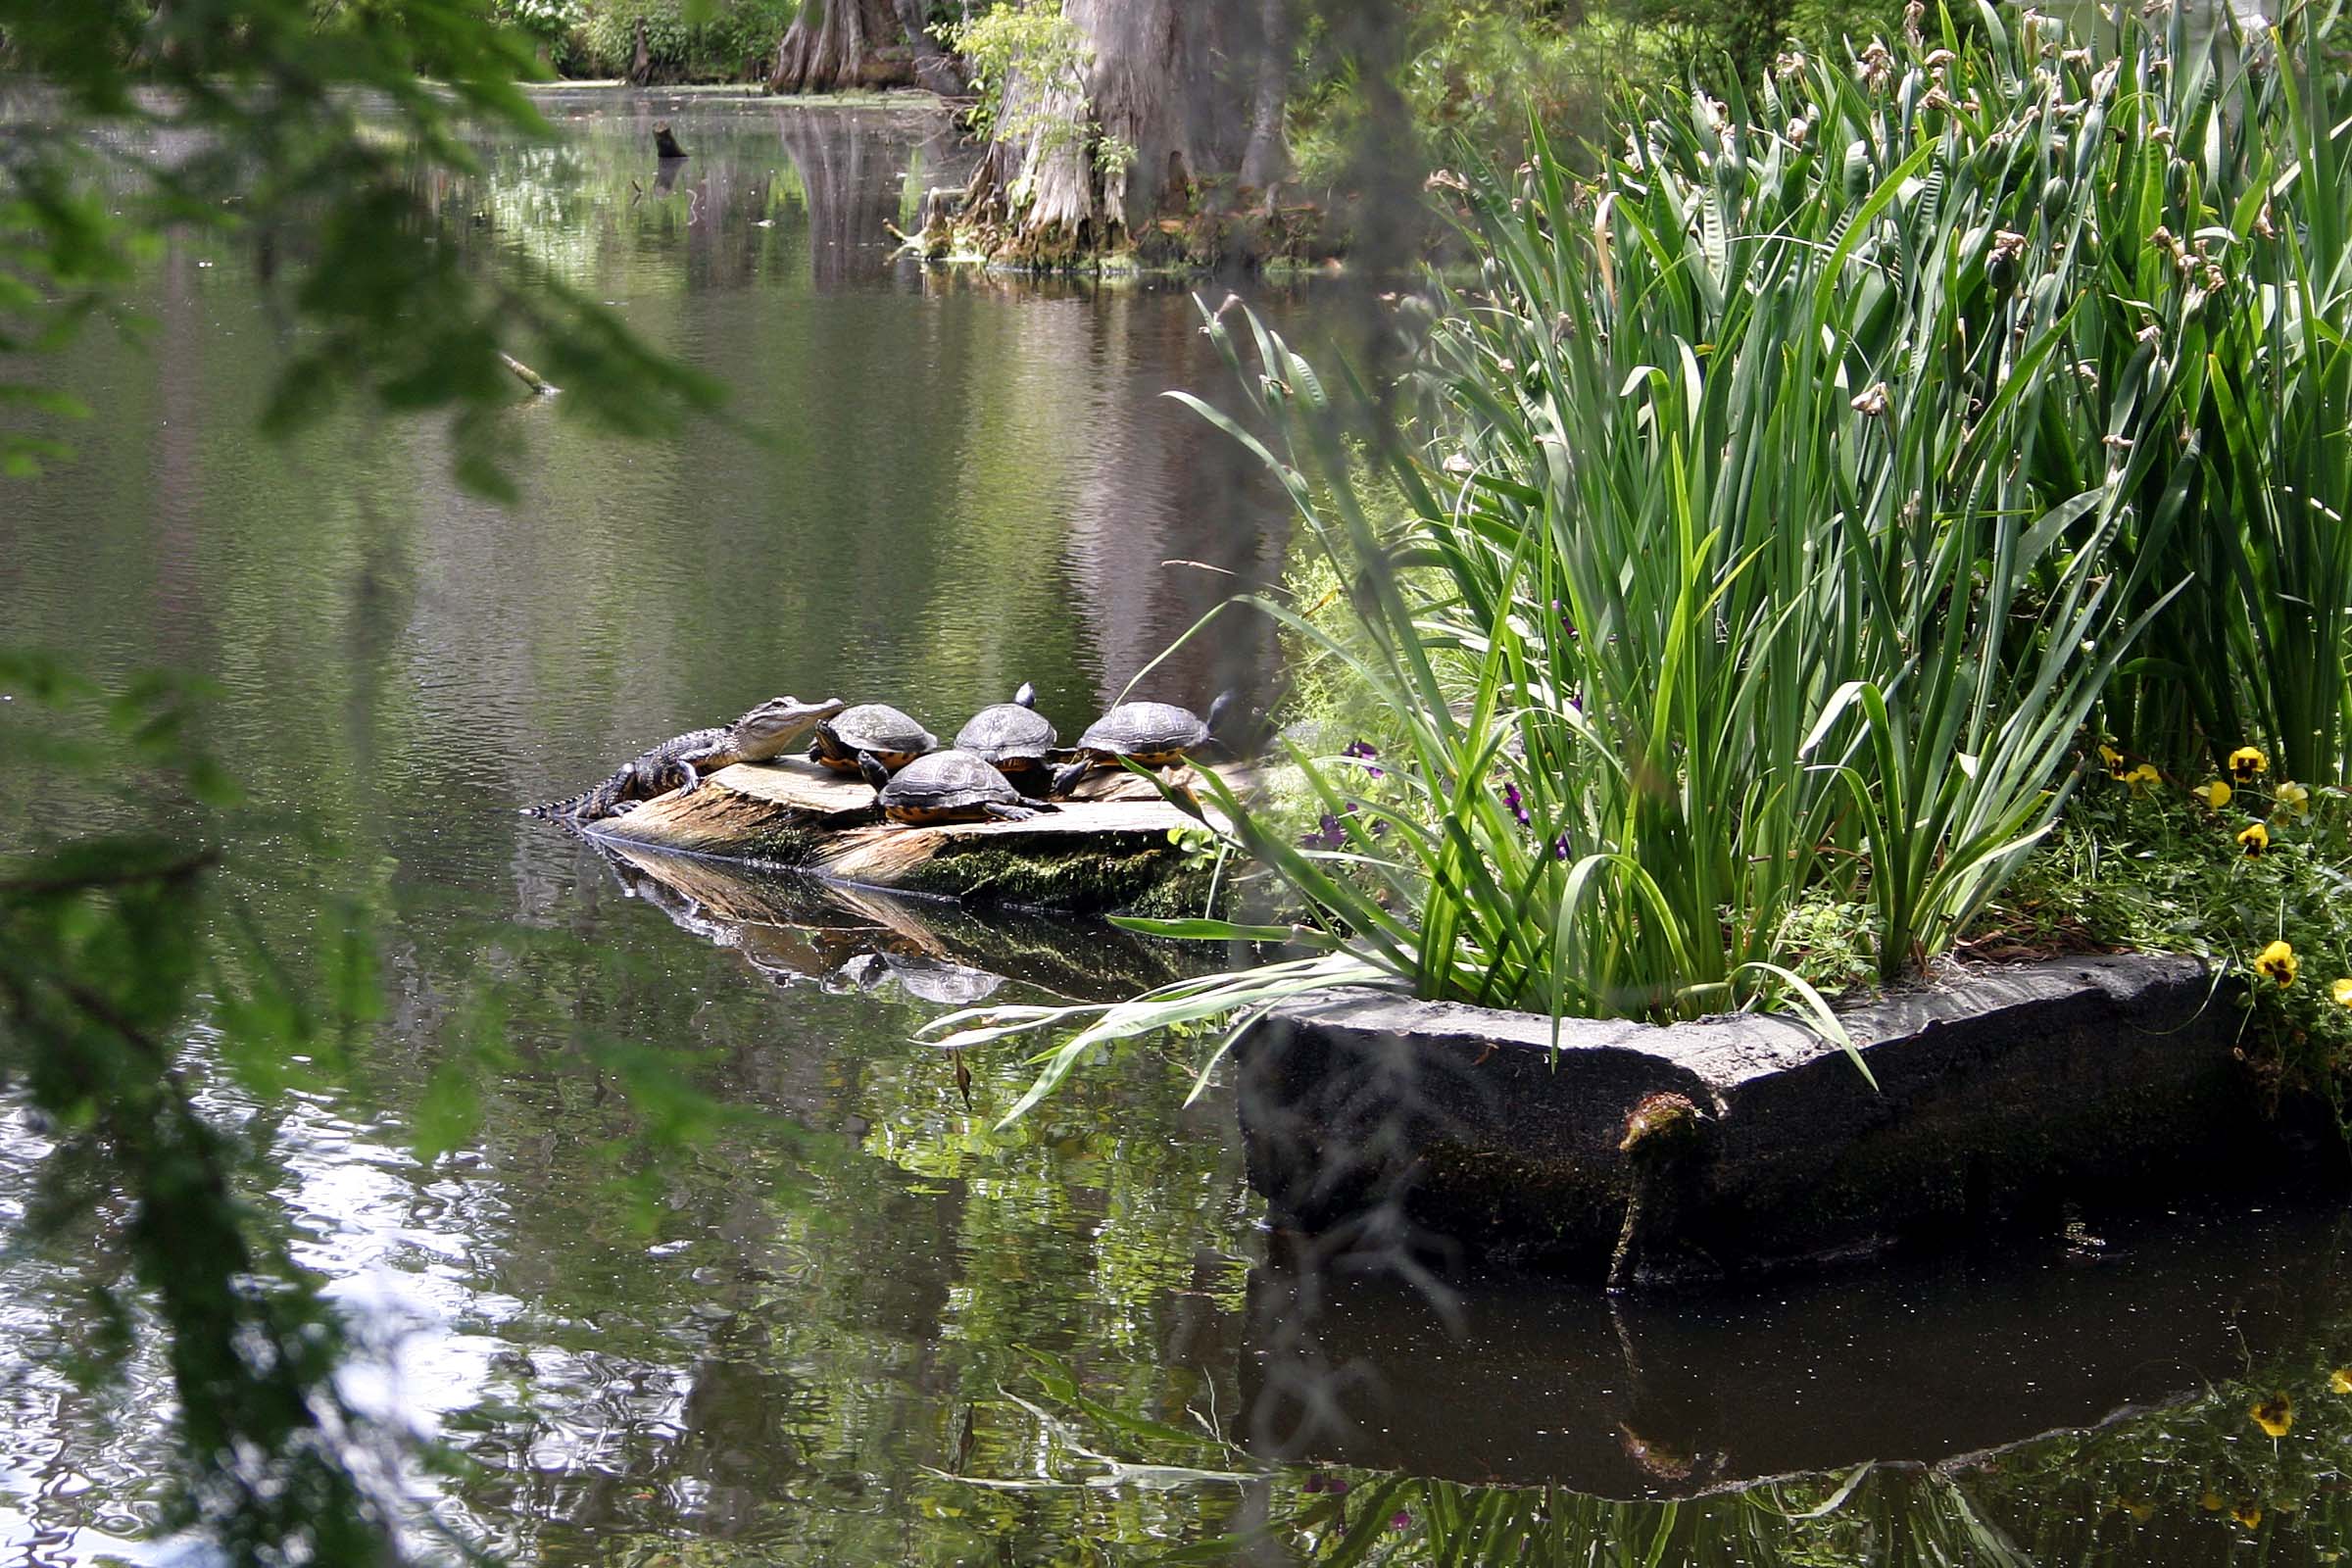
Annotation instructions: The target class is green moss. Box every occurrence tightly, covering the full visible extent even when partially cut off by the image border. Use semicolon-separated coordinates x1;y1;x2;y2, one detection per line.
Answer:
877;837;1222;918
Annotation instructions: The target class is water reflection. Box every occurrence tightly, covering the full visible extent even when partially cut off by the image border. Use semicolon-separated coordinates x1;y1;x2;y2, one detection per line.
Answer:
1243;1207;2349;1496
12;91;2352;1568
591;839;1202;1001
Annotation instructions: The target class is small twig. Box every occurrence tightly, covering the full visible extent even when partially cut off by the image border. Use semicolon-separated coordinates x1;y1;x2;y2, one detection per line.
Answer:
500;351;559;397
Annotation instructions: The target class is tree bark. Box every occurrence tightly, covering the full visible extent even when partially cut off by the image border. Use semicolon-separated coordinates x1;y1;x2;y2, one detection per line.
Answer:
627;18;652;86
956;0;1293;266
893;0;966;94
1238;0;1292;192
767;0;916;94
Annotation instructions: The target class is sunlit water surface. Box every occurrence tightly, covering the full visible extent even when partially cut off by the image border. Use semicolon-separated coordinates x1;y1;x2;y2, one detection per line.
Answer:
3;90;2350;1567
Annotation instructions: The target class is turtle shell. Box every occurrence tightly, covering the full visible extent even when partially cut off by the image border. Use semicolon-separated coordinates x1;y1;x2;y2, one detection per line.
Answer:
1072;701;1210;764
810;703;937;772
879;750;1024;822
956;702;1057;767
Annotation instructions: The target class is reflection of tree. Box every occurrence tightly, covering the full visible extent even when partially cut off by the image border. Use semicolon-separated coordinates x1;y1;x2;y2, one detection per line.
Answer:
774;108;906;294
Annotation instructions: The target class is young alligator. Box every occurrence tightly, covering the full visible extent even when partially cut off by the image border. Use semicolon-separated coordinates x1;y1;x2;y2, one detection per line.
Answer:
528;694;847;821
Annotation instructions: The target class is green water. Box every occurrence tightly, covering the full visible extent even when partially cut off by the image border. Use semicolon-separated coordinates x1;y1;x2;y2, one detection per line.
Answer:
3;91;2351;1566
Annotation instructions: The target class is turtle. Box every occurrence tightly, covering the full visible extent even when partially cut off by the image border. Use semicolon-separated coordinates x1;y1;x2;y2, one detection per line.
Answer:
808;702;937;774
955;681;1058;796
1050;691;1235;796
860;749;1057;824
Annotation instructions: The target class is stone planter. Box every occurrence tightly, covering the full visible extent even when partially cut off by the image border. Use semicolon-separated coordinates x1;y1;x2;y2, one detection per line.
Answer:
1234;956;2343;1285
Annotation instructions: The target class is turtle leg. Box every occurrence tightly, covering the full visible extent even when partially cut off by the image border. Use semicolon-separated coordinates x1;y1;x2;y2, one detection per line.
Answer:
981;803;1040;822
1050;760;1090;797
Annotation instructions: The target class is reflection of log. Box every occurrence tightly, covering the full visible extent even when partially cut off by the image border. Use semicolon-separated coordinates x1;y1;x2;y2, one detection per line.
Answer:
595;840;1203;1001
653;122;688;160
581;756;1235;917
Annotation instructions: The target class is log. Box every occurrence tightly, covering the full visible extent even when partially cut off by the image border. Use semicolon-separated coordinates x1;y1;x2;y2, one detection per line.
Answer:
580;755;1240;917
499;351;557;396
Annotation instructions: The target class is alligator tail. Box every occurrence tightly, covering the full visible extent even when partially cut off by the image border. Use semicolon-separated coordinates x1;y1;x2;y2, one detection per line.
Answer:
524;789;595;818
527;765;627;820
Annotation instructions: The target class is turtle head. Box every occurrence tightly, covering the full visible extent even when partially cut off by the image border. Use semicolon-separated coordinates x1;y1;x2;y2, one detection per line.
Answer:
857;752;892;797
734;695;847;757
1204;689;1239;738
1012;681;1036;710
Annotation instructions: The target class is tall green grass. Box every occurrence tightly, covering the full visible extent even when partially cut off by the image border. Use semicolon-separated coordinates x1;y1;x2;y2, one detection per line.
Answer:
929;2;2346;1112
2042;0;2352;782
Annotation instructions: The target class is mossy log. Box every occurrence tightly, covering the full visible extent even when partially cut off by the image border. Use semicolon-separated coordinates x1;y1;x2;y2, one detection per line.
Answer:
581;755;1235;917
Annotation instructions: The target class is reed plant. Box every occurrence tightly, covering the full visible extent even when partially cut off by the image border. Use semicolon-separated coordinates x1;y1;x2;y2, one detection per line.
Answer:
930;2;2344;1114
2041;0;2352;782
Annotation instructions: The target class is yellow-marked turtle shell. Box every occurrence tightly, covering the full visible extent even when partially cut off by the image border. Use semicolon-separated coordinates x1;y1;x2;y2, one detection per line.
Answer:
877;750;1029;824
1070;701;1211;766
810;703;938;773
956;703;1057;770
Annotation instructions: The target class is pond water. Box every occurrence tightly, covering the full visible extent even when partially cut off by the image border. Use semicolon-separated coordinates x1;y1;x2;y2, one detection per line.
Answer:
4;92;2351;1566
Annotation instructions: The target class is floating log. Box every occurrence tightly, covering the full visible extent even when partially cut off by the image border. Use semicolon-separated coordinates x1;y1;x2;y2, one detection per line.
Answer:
581;755;1237;918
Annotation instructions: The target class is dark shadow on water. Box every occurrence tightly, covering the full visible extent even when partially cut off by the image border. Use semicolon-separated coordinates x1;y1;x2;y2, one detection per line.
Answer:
1241;1201;2352;1497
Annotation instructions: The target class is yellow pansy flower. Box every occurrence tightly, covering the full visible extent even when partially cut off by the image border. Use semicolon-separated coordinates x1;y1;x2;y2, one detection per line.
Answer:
2255;941;2297;987
2124;762;2162;792
2332;1366;2352;1393
2235;1501;2265;1528
2333;980;2352;1009
2194;779;2232;808
2252;1391;2295;1436
2099;743;2128;776
2240;821;2273;857
2278;780;2311;817
2231;746;2269;781
2202;1491;2226;1511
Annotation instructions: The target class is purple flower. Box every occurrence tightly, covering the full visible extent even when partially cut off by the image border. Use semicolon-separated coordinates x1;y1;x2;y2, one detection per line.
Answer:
1368;816;1390;839
1342;739;1385;779
1501;782;1531;826
1552;832;1570;859
1390;1511;1413;1531
1299;811;1346;850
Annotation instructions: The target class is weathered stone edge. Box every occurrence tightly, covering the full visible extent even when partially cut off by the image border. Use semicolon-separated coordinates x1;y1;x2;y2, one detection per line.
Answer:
1236;954;2324;1282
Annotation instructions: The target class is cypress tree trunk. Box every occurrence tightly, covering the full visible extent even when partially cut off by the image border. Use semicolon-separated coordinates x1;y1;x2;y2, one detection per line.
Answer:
767;0;916;93
1237;0;1291;192
956;0;1293;267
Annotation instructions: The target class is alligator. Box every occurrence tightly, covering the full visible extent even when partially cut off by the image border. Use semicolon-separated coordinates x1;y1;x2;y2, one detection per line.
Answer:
528;695;847;822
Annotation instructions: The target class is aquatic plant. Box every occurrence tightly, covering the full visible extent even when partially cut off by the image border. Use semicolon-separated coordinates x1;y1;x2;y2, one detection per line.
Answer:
929;5;2352;1109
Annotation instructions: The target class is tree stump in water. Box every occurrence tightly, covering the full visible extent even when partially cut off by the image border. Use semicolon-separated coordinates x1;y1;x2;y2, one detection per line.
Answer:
653;122;688;160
